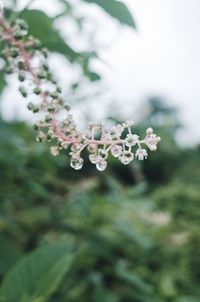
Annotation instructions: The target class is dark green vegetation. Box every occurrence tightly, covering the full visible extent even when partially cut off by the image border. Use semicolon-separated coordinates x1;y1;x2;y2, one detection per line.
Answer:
0;1;200;301
0;100;199;302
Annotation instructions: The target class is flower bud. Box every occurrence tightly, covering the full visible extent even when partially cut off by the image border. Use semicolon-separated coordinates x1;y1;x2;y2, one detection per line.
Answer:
19;86;27;97
33;87;41;95
18;72;25;82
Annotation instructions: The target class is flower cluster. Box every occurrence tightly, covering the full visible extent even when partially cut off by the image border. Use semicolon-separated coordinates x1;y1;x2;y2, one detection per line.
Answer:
0;12;161;171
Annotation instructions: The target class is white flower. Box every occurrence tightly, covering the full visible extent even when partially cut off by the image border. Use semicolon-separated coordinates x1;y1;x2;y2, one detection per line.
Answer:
102;132;112;140
96;158;107;171
122;120;134;128
110;124;124;138
89;154;98;164
61;141;69;149
146;127;153;135
125;134;139;147
111;145;122;157
119;151;134;165
50;146;59;156
70;155;84;170
98;148;108;159
82;130;92;140
145;134;161;151
71;144;82;152
135;148;148;160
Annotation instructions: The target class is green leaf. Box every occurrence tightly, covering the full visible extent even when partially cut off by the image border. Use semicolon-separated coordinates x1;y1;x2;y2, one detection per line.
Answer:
115;261;152;294
82;0;136;29
178;297;200;302
92;286;118;302
115;221;151;249
20;10;101;80
87;71;101;81
0;235;22;275
0;241;74;302
21;10;80;62
0;66;7;95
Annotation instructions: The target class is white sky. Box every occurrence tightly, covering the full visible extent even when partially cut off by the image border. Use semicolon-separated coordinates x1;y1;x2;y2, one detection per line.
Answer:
1;0;200;144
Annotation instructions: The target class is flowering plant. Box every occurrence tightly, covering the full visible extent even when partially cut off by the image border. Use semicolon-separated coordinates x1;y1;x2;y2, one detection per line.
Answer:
0;12;160;171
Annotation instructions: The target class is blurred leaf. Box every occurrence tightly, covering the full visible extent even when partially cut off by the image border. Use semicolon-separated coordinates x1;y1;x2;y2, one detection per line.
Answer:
92;286;118;302
20;10;101;80
178;297;200;302
115;261;152;294
82;0;136;29
0;236;22;275
80;51;101;81
0;99;200;301
0;67;6;95
15;206;51;227
159;274;176;298
21;10;80;62
0;241;74;302
87;71;101;81
115;221;151;249
53;1;73;20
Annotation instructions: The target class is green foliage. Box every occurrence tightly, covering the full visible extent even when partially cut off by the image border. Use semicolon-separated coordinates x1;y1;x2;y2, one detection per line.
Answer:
0;241;74;302
0;67;6;95
0;112;200;301
20;9;101;81
151;181;200;224
0;235;22;276
20;10;79;62
82;0;136;28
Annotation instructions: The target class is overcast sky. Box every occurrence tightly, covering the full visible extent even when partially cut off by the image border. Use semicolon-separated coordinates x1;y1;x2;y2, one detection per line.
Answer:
1;0;200;144
105;0;200;144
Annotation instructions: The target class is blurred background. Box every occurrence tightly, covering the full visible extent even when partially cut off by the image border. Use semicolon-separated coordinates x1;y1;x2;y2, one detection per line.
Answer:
0;1;200;301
